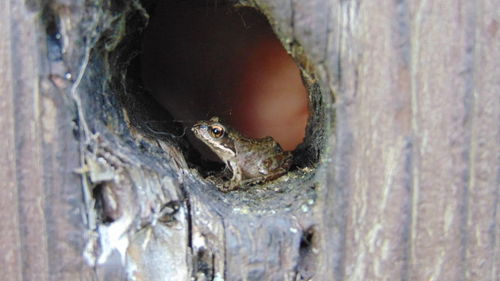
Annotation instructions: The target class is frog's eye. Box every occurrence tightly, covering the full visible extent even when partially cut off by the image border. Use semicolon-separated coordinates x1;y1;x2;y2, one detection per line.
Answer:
210;125;224;138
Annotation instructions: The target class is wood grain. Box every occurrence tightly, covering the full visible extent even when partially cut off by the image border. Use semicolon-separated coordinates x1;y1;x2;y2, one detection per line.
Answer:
326;0;499;280
0;0;498;280
0;0;93;280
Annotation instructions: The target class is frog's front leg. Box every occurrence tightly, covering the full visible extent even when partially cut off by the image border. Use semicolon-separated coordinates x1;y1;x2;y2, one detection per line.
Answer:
216;161;242;192
227;160;242;182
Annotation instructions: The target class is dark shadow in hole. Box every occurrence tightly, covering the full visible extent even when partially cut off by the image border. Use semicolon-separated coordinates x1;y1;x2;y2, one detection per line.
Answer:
92;184;116;224
297;227;317;280
193;248;214;279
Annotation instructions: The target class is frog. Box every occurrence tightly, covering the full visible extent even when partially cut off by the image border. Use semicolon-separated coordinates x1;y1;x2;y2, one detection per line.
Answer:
191;117;293;192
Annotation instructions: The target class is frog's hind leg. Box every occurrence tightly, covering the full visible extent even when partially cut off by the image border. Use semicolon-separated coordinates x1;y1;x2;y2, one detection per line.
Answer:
219;182;241;193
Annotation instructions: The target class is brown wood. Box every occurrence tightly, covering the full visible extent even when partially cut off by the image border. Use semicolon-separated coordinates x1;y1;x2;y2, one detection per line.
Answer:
0;0;93;280
327;1;500;280
0;0;498;280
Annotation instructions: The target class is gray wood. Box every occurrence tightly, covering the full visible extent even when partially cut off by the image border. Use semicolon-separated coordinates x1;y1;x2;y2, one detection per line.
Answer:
0;0;498;280
0;0;93;280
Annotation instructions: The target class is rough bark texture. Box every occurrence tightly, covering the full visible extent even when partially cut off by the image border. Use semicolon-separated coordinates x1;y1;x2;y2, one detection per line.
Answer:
1;0;499;281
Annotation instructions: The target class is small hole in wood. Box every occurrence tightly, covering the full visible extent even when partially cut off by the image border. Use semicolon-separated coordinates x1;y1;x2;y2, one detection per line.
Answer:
137;0;324;185
92;184;117;224
193;248;214;279
297;227;317;279
84;0;330;206
66;1;329;243
141;2;309;151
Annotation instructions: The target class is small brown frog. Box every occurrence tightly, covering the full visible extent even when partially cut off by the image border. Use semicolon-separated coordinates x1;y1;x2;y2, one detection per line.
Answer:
192;117;293;192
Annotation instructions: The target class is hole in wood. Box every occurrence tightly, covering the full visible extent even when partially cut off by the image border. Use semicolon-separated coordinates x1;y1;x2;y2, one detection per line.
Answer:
193;248;214;279
92;184;118;224
141;2;308;151
297;227;317;279
138;0;323;189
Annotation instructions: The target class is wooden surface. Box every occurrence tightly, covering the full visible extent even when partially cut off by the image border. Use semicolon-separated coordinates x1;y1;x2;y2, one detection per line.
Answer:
0;0;498;280
0;0;93;280
328;1;500;280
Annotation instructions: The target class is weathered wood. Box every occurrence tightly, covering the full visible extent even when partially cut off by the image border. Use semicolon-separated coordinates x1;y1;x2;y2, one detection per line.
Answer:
0;1;22;279
1;0;498;280
328;0;500;280
0;0;93;280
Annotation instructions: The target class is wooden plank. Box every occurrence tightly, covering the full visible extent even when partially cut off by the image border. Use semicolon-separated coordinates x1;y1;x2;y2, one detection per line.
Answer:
0;1;93;280
465;1;500;279
10;2;50;280
409;0;478;279
341;0;413;279
0;0;50;280
1;0;497;279
0;0;23;279
329;0;499;280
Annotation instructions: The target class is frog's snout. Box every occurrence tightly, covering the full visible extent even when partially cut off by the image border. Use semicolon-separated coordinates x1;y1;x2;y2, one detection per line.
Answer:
191;123;207;135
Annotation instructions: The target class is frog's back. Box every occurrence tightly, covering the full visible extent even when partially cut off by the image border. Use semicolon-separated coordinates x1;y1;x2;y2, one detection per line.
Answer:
235;139;292;180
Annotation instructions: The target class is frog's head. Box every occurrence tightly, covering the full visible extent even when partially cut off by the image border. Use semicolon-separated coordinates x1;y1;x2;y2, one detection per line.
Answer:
192;117;236;160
